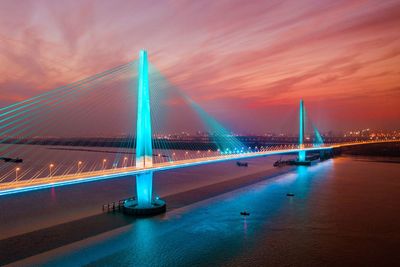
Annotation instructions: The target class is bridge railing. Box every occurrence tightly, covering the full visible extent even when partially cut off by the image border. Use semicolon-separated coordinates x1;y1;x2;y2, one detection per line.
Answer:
1;139;399;191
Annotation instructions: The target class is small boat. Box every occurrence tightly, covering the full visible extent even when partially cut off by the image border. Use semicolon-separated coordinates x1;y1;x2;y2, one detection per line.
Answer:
286;193;295;197
0;157;23;163
273;157;296;167
240;211;250;216
236;162;248;167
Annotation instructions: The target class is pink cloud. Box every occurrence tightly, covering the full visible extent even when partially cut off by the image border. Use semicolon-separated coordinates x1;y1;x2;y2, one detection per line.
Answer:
0;0;399;133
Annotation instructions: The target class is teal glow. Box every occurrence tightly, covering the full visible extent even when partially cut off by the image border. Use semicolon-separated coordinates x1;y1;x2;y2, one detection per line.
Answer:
183;96;244;153
298;150;306;161
298;99;306;161
299;99;304;146
0;62;132;114
313;125;324;147
136;50;153;168
0;64;132;148
136;171;153;206
135;50;154;206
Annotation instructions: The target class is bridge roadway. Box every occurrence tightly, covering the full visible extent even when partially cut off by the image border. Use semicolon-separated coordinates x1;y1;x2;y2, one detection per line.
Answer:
0;140;398;196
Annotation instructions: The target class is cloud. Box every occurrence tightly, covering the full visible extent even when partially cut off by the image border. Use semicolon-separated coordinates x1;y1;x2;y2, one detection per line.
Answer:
0;0;399;132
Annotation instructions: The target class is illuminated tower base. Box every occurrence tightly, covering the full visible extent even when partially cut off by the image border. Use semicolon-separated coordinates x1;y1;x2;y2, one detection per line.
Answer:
123;50;166;216
136;172;153;206
295;152;310;165
123;171;166;215
298;150;306;162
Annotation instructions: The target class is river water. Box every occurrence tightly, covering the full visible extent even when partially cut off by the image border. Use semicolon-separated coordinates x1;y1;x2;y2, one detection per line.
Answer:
4;155;399;266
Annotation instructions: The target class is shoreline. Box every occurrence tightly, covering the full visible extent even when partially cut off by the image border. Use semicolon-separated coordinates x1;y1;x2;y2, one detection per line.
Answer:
0;166;295;265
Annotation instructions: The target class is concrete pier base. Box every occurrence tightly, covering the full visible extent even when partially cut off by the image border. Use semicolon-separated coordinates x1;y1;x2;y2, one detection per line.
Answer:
293;160;311;166
122;198;166;216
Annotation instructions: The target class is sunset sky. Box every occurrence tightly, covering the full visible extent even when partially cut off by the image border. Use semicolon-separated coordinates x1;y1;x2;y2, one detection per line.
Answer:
0;0;399;133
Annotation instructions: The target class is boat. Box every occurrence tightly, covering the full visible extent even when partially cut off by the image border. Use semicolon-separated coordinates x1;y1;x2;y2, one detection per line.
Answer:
273;158;295;167
293;160;311;166
240;211;250;216
286;193;295;197
236;161;248;167
0;157;23;163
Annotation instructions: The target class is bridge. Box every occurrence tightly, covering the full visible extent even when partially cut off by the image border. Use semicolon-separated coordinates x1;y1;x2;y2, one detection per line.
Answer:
0;50;398;214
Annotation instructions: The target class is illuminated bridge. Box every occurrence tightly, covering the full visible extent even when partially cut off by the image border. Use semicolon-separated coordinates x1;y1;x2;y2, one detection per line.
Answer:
0;50;398;213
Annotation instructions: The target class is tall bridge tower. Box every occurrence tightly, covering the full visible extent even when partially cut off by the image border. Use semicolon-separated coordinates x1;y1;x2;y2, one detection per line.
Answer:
298;99;306;162
136;50;153;169
124;50;166;215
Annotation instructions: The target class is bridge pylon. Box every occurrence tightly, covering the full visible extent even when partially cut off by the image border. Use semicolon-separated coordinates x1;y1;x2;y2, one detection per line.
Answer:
298;99;306;161
123;50;166;216
136;50;153;169
295;99;311;166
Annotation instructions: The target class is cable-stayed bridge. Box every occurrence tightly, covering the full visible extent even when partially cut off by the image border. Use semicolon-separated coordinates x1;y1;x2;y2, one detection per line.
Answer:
1;50;398;214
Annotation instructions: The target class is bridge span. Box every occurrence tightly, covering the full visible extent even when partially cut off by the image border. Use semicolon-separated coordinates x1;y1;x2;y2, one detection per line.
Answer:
0;139;397;196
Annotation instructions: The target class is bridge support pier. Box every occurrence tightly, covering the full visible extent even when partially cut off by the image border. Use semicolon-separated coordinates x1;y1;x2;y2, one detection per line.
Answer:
136;172;153;206
123;171;166;216
319;150;325;160
123;50;166;216
298;150;306;162
320;149;334;161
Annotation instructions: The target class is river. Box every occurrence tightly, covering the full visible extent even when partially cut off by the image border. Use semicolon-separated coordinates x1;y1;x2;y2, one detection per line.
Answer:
2;154;399;266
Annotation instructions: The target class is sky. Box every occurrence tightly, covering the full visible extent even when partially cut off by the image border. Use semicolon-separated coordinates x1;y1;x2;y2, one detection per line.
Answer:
0;0;399;134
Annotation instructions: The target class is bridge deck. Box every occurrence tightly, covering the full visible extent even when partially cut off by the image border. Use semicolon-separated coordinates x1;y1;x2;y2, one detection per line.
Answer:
0;140;397;196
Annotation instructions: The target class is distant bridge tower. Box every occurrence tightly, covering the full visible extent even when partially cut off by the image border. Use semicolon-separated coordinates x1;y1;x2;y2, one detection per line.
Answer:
298;99;306;162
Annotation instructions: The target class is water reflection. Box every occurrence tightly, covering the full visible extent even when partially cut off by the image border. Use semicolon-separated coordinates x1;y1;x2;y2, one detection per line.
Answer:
50;187;56;201
243;217;248;239
39;161;335;266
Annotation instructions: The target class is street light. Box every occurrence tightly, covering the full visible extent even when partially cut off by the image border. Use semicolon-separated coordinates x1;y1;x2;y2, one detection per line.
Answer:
49;164;54;177
15;167;20;180
77;161;82;172
102;159;107;170
123;157;128;168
